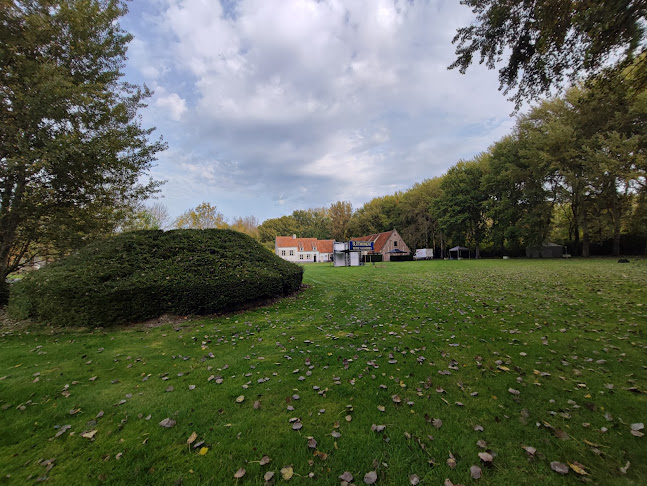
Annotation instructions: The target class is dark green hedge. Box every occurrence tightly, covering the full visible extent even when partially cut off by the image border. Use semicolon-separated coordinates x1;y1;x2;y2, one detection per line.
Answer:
8;229;303;327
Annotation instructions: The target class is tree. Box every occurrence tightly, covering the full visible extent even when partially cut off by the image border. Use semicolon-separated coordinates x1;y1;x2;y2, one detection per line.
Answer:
0;0;165;303
174;202;228;230
230;215;260;239
433;156;489;258
257;215;300;244
398;179;443;253
120;202;171;232
348;195;400;237
450;0;647;106
329;201;353;241
291;208;332;239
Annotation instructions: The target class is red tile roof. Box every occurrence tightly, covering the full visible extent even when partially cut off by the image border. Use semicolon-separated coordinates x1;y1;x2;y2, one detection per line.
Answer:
317;239;334;253
351;231;394;253
275;236;319;251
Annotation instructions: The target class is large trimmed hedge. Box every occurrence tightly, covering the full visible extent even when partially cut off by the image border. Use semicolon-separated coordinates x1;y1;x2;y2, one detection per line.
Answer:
8;229;303;327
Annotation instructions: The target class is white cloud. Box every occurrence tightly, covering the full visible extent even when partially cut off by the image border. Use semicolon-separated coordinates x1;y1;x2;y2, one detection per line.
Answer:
155;93;188;121
123;0;519;221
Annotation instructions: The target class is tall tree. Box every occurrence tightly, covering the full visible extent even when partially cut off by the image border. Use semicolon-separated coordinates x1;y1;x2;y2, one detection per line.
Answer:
450;0;647;106
174;202;228;230
433;156;489;258
329;201;353;241
291;208;332;240
230;215;260;239
0;0;165;302
398;179;443;253
257;215;300;244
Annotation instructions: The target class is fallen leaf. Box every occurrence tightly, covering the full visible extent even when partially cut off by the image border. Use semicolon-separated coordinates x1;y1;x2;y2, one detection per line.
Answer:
187;432;197;445
235;395;245;403
199;447;208;455
264;471;275;482
471;465;482;479
159;418;176;428
364;470;377;484
53;425;71;438
307;437;317;448
281;466;294;480
619;461;630;474
339;472;353;482
260;455;271;465
568;462;589;475
522;445;537;456
409;473;420;484
234;468;246;479
550;461;569;474
81;430;97;439
478;452;493;463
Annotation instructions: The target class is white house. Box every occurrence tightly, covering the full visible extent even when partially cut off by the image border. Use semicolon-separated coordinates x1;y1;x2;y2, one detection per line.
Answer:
275;235;334;263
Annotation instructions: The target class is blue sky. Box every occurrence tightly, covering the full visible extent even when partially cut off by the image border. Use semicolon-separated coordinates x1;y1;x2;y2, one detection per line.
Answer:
120;0;519;223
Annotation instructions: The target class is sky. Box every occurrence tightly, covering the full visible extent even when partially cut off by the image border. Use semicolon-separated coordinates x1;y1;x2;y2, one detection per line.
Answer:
120;0;519;223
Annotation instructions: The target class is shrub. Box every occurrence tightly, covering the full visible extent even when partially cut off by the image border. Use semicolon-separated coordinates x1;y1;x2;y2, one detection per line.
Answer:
8;229;303;327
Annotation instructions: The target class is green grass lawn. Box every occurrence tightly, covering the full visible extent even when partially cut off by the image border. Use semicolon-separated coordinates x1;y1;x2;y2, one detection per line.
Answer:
1;259;646;485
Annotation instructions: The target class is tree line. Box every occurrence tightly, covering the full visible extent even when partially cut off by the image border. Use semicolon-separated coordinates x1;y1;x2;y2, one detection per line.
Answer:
2;0;645;304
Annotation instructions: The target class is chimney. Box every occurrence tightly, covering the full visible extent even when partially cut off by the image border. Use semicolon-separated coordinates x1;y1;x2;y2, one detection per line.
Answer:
292;234;296;239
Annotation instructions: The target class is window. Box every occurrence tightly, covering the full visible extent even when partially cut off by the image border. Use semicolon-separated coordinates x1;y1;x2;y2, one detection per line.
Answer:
281;250;286;256
299;254;304;260
313;244;317;250
307;254;310;260
394;240;398;247
289;250;294;256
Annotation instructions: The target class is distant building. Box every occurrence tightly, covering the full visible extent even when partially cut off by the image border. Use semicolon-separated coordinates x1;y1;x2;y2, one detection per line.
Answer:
351;229;411;262
274;235;334;263
274;229;410;264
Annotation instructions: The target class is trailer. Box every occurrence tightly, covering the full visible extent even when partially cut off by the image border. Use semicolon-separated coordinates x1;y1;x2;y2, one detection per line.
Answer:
414;248;434;260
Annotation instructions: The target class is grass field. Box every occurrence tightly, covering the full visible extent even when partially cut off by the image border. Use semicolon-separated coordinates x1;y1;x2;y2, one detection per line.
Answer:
1;259;646;485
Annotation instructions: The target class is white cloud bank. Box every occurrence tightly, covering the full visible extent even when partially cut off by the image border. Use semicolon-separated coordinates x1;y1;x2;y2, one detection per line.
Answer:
123;0;517;221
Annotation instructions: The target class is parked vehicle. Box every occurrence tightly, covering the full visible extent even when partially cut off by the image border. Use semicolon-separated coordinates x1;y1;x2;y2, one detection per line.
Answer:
414;248;433;260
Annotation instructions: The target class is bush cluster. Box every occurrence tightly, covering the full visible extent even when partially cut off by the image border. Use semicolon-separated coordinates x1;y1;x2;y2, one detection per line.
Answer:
8;229;303;327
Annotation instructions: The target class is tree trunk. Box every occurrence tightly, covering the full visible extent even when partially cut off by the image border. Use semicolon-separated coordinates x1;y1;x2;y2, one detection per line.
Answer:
581;216;590;258
612;195;622;257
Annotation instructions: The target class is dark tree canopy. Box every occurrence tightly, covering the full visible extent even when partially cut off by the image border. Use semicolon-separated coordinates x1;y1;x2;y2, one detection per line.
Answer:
450;0;647;106
0;0;165;302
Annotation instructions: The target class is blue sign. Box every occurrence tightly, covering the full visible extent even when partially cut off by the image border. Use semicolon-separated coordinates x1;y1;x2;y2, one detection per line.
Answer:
350;241;374;251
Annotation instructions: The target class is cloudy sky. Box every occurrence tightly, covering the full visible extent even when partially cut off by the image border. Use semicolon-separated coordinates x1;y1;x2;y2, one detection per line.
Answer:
120;0;519;223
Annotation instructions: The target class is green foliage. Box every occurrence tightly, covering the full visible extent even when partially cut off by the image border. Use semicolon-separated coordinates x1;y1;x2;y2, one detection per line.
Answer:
450;0;647;106
174;202;228;229
329;200;353;241
0;0;165;302
8;229;303;327
257;215;301;243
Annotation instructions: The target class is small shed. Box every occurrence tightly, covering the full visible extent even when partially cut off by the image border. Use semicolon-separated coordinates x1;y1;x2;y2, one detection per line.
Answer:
449;246;470;259
526;242;563;258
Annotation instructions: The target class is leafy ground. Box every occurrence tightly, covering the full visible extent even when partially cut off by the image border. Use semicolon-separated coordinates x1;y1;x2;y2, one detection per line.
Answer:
0;259;646;485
